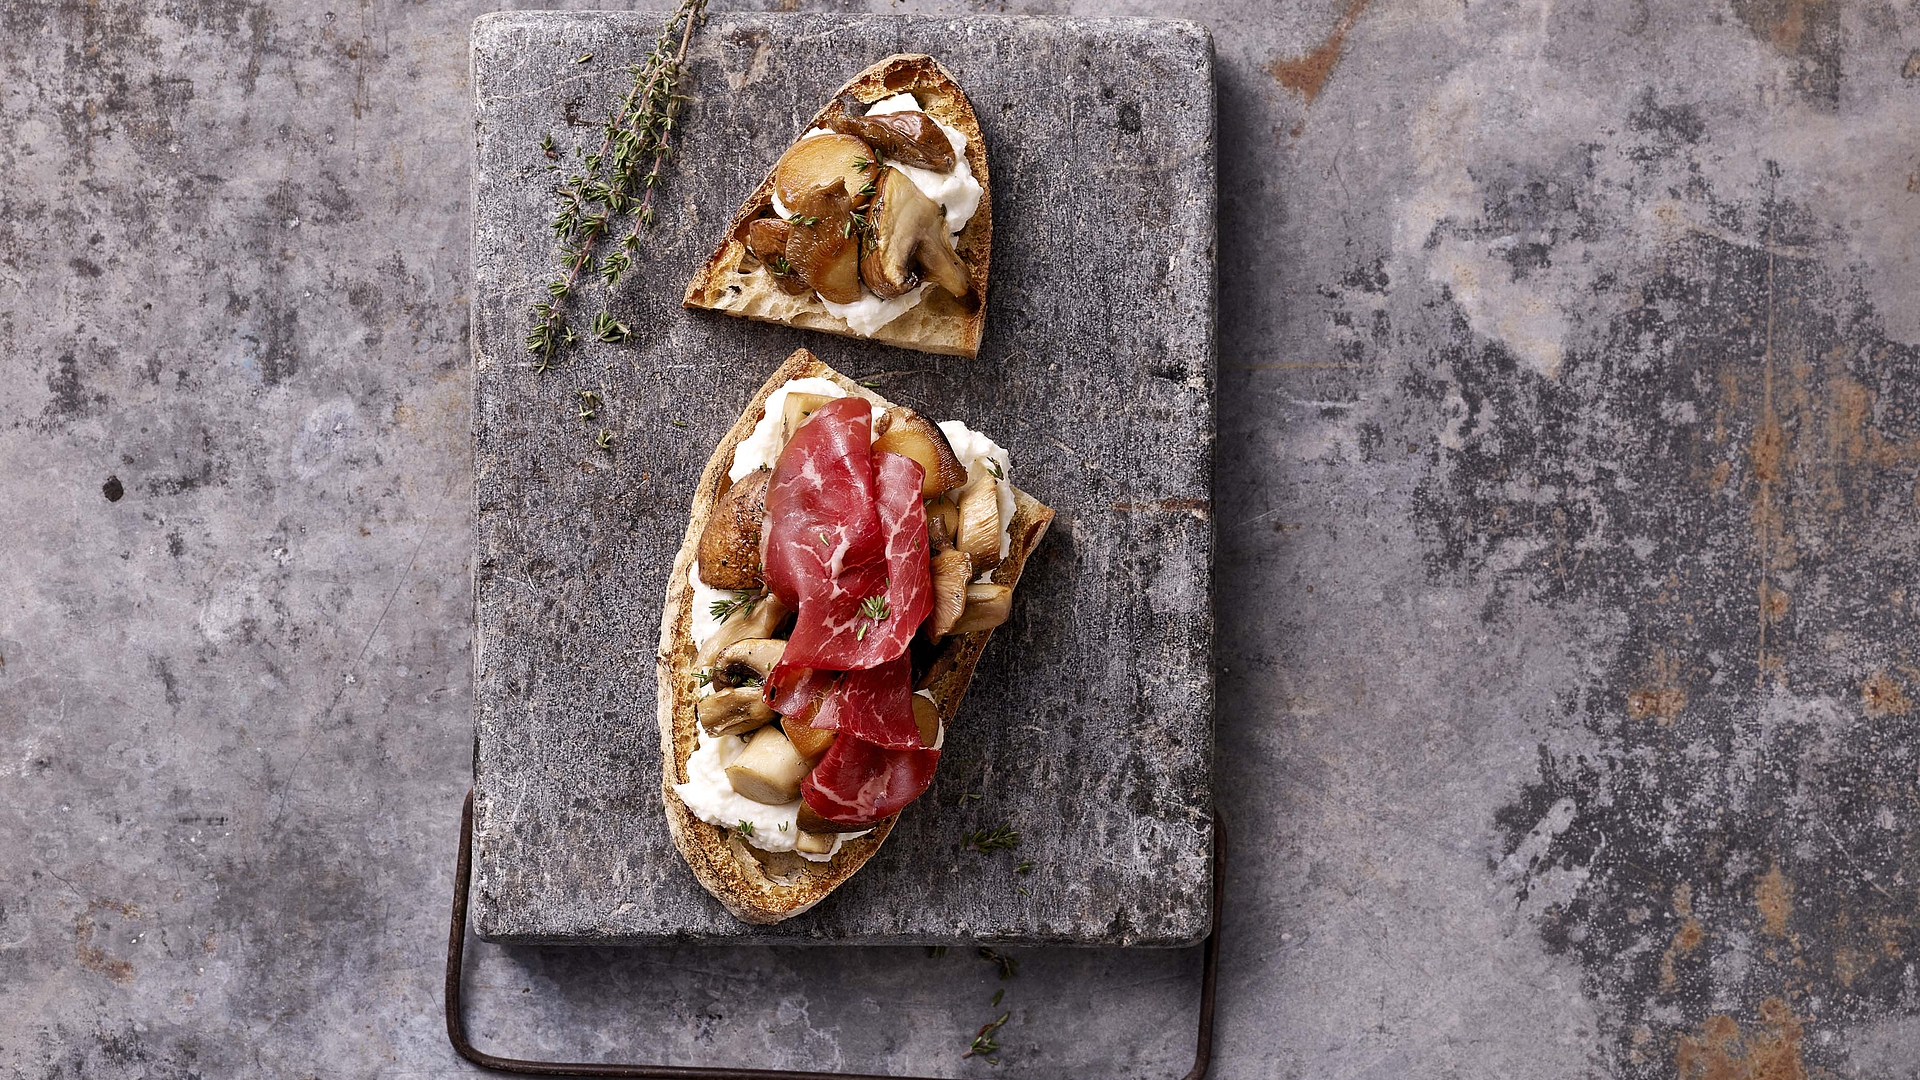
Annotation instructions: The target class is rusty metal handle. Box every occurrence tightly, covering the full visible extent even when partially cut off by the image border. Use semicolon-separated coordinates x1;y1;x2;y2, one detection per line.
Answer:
445;789;1223;1079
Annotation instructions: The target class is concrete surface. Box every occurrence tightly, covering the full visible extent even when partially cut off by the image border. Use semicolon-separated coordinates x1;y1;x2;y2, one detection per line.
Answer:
3;0;1918;1077
470;12;1214;947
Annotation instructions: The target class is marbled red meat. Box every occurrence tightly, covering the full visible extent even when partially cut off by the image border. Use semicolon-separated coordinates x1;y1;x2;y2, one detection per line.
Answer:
762;398;931;671
760;396;884;616
809;652;920;750
800;730;941;827
869;450;933;660
764;663;838;721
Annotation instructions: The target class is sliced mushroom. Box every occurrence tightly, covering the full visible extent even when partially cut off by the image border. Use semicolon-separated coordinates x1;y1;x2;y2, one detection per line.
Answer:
783;182;863;304
698;686;775;737
695;593;792;669
927;549;972;639
910;694;941;748
954;480;1003;572
948;583;1012;635
711;637;784;690
873;407;970;497
796;801;839;834
926;495;960;552
794;829;835;855
859;170;970;300
773;132;877;211
725;725;811;804
742;217;810;295
782;718;835;763
824;110;956;171
697;468;771;590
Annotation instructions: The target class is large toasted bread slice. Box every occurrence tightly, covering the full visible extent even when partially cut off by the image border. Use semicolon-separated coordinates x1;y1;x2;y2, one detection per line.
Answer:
657;349;1051;924
683;55;992;359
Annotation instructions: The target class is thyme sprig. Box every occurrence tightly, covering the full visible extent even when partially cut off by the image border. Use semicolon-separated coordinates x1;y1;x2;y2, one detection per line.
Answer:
962;825;1020;854
524;0;708;369
605;0;708;277
963;1011;1009;1062
854;593;891;641
709;592;762;623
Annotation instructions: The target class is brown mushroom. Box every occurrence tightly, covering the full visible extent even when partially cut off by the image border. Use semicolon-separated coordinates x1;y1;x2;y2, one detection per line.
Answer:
859;170;970;300
926;495;960;552
742;218;810;295
927;549;972;639
698;686;776;737
824;110;956;171
773;133;877;211
794;829;835;855
948;583;1012;635
954;479;1003;572
796;801;839;834
711;637;785;690
697;468;771;590
725;726;811;804
910;694;941;748
872;407;970;497
695;593;792;670
783;181;864;304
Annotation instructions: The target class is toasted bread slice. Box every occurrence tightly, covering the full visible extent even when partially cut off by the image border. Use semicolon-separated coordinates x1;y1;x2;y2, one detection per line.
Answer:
657;349;1051;924
683;55;993;359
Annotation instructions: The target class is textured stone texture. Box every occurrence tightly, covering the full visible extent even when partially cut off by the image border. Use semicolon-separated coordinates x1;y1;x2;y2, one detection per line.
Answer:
6;0;1920;1077
470;12;1216;946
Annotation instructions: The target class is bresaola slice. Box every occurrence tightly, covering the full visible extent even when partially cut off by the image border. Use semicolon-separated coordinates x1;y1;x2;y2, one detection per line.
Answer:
801;729;941;827
762;397;931;671
870;450;933;658
761;396;885;619
809;653;920;750
765;664;838;722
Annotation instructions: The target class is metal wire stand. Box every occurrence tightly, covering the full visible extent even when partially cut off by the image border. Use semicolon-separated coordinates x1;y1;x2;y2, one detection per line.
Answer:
445;790;1223;1079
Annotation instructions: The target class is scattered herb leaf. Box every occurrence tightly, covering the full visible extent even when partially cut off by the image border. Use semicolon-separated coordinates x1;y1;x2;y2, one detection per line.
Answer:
977;948;1018;980
709;592;762;622
963;1011;1010;1059
963;825;1020;854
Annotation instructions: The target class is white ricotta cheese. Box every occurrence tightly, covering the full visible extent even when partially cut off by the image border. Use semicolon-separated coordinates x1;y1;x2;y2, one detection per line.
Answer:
937;420;1014;561
672;729;866;862
769;93;983;335
727;376;848;483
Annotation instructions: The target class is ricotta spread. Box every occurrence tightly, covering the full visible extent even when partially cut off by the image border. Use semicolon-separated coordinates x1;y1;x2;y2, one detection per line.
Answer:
679;379;1008;856
672;729;862;862
769;93;982;336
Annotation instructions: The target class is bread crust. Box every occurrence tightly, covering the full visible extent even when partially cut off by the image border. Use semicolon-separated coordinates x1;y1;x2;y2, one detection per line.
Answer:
657;348;1053;924
683;55;993;359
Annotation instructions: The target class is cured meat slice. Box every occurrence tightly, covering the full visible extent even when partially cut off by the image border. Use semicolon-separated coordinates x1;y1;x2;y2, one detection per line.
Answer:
800;732;941;827
810;652;920;750
763;398;932;671
764;663;838;722
761;396;884;613
867;450;933;661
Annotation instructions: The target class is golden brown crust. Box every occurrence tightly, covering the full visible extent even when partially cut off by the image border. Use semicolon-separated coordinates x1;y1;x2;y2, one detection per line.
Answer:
657;349;1052;924
683;55;992;360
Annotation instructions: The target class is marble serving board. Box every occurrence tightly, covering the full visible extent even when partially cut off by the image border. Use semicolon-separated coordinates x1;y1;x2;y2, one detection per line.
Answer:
470;11;1214;945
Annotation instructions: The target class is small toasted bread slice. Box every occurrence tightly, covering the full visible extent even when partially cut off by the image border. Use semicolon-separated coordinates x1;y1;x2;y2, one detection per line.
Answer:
684;56;993;359
657;349;1050;924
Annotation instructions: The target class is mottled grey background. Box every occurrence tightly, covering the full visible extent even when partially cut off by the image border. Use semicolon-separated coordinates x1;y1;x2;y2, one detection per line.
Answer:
5;1;1920;1078
471;12;1214;947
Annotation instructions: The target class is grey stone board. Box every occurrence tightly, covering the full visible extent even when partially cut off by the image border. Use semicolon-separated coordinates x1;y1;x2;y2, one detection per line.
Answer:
470;12;1216;945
